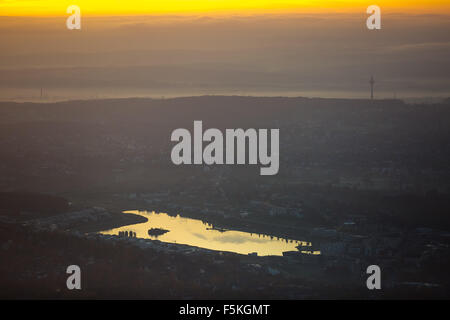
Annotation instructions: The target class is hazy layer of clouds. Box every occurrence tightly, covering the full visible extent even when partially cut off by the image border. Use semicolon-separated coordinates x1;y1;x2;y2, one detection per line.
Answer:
0;13;449;99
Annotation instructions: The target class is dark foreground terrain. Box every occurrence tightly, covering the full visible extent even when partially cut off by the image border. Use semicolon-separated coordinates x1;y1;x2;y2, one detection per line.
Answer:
1;96;450;299
2;219;449;299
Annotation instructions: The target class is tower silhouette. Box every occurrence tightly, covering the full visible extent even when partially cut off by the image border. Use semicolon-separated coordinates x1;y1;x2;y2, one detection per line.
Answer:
370;76;375;100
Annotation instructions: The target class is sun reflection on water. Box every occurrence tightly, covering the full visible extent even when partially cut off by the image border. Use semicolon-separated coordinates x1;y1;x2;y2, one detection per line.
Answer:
99;210;316;256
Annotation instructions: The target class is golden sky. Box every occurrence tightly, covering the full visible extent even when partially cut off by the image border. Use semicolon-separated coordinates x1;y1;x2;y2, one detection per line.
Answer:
1;0;449;16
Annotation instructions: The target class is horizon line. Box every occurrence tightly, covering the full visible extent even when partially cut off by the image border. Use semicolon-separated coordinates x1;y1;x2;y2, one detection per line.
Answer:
1;94;448;105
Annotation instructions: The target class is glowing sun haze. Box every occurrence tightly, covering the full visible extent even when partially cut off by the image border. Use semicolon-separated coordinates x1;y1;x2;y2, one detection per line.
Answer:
0;0;449;16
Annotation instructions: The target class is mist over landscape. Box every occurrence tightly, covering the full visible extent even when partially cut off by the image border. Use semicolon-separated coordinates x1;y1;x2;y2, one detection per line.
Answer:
1;2;450;301
1;13;449;100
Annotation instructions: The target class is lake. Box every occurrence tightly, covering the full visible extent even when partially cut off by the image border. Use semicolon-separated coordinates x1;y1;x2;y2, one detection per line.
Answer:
99;210;319;256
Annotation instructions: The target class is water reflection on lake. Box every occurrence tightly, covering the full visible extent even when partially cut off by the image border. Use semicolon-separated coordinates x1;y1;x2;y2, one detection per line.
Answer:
99;210;318;256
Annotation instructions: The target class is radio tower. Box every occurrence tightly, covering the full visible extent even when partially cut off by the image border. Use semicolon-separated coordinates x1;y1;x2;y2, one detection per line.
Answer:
370;75;375;100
